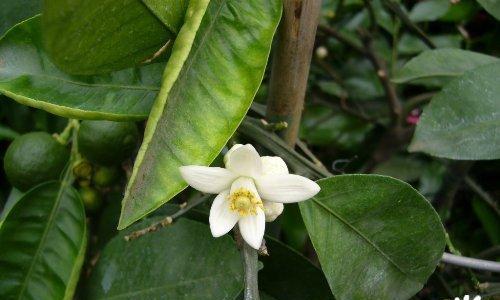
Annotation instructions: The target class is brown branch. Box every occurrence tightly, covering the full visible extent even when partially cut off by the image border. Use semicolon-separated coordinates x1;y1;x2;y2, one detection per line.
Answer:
124;195;210;241
358;29;403;126
266;0;322;146
317;25;366;55
464;176;500;216
382;0;436;49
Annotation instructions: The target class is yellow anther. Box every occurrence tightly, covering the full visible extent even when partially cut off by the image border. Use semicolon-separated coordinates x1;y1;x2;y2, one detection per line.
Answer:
228;188;263;217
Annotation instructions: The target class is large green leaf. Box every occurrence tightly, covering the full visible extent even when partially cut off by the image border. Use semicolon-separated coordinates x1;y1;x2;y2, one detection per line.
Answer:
42;0;176;74
118;0;282;229
0;0;40;37
142;0;189;33
299;175;445;300
408;0;450;22
87;218;243;299
0;182;87;300
0;188;23;228
0;124;19;141
409;63;500;160
260;237;333;300
0;17;163;121
393;49;498;83
477;0;500;20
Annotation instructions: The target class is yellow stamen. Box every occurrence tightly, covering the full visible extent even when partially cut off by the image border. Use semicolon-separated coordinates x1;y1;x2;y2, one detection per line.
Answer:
228;188;263;217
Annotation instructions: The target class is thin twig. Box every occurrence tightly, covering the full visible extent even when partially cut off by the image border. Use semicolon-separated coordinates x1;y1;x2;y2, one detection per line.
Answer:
382;0;436;49
441;253;500;273
124;195;210;241
296;139;329;172
234;228;260;300
434;161;473;219
464;176;500;216
358;29;403;125
318;25;366;55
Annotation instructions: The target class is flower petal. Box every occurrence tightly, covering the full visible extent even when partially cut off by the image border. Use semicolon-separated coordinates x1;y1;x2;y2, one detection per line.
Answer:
263;201;284;222
261;156;289;175
224;144;243;166
225;144;262;177
230;177;261;200
209;191;239;237
179;166;237;194
255;174;320;203
238;208;265;249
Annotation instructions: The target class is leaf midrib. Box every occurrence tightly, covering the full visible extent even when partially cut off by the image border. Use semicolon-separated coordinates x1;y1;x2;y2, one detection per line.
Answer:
16;182;68;299
311;198;411;278
99;272;237;299
0;72;160;91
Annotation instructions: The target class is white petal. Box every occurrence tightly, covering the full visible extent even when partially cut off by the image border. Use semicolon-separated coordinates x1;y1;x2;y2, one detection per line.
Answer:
263;201;284;222
224;144;243;166
225;144;262;177
238;208;265;249
230;177;261;200
464;296;469;300
209;191;239;237
261;156;289;175
255;174;320;203
179;166;237;194
472;296;481;300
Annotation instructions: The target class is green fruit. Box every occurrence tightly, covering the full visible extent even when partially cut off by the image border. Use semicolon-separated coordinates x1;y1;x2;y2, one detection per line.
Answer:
93;166;120;187
78;121;139;166
79;187;102;212
3;132;69;191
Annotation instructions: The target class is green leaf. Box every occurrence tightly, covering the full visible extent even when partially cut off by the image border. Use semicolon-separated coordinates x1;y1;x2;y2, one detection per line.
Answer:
373;155;425;182
409;0;450;22
42;0;175;74
0;188;24;228
142;0;189;33
477;0;500;20
260;237;334;300
87;218;243;299
0;182;87;300
393;49;498;83
472;197;500;245
299;175;445;300
0;124;19;141
239;118;331;179
118;0;282;229
0;17;163;121
409;63;500;160
397;34;462;55
0;0;40;37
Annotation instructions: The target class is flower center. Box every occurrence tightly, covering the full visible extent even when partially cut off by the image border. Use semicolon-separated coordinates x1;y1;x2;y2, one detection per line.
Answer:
228;188;263;217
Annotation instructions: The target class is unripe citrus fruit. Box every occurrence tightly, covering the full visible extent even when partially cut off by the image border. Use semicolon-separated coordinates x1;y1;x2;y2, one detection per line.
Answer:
4;132;69;191
77;121;139;166
79;186;102;212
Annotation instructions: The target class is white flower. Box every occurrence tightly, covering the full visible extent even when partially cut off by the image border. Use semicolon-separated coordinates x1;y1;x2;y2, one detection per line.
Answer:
454;295;481;300
179;144;320;249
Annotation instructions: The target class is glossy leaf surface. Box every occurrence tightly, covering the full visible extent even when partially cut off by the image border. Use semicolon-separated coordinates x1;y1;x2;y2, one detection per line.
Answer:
300;175;445;300
142;0;189;33
87;218;243;299
42;0;175;74
119;0;282;228
477;0;500;20
393;49;498;83
260;237;333;300
0;0;40;37
409;63;500;160
0;182;87;300
0;17;163;120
